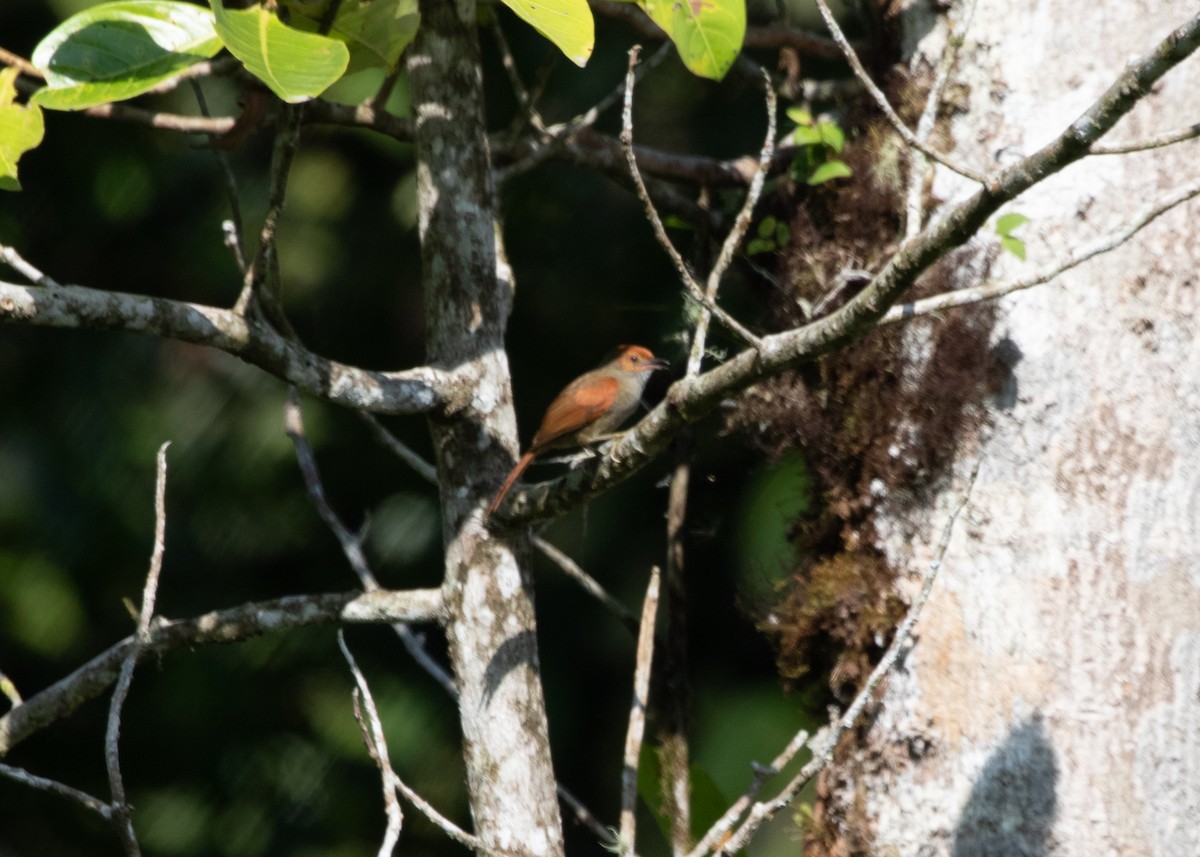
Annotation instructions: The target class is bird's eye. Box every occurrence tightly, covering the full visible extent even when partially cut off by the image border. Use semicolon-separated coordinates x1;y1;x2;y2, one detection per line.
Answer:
630;355;640;363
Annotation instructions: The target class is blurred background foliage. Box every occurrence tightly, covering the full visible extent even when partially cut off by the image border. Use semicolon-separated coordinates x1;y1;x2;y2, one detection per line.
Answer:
0;1;842;854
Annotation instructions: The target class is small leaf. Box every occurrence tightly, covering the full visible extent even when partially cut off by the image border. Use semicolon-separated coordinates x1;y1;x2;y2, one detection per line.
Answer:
0;68;45;190
792;125;823;147
995;212;1030;237
817;120;845;153
756;215;776;238
746;237;775;255
1000;234;1026;260
30;0;222;110
785;105;812;126
774;222;789;246
806;159;852;186
642;0;746;81
663;214;694;230
211;0;349;103
502;0;594;67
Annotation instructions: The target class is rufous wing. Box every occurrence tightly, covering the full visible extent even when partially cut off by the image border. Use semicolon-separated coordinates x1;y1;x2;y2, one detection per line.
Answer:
530;373;618;451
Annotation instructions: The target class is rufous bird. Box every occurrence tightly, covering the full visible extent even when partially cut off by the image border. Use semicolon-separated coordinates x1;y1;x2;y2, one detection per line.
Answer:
488;344;669;517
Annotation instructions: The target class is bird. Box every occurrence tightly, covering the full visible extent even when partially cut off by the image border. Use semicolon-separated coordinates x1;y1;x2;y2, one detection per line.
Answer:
488;344;669;517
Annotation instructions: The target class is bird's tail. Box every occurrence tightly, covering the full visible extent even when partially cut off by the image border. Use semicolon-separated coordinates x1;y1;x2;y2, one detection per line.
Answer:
487;451;536;518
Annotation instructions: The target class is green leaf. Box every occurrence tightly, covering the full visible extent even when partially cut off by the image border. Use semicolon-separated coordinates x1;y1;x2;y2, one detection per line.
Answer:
663;214;695;230
806;159;852;186
29;0;222;111
211;0;349;103
817;120;845;153
792;125;823;147
501;0;594;67
774;221;789;246
745;237;775;255
1000;234;1026;260
282;0;420;73
995;212;1029;237
756;215;776;238
785;105;812;126
0;68;45;190
642;0;746;81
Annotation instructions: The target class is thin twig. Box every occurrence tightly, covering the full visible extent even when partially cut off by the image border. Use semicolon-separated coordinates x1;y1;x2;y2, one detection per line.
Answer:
191;80;248;274
883;173;1200;325
234;103;302;330
687;69;777;375
619;566;662;853
905;0;979;238
813;0;986;183
0;763;113;818
358;412;439;485
686;728;809;857
104;442;170;856
620;47;762;349
497;42;672;185
0;48;43;78
715;453;985;855
1091;122;1200;154
338;631;404;855
530;534;639;632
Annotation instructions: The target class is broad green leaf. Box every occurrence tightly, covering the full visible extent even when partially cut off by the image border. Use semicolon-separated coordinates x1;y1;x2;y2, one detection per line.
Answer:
756;215;776;238
774;221;789;245
746;237;775;255
1000;234;1027;260
502;0;594;67
642;0;746;81
29;0;221;111
281;0;420;73
995;212;1030;236
0;68;45;190
211;0;349;103
806;159;852;186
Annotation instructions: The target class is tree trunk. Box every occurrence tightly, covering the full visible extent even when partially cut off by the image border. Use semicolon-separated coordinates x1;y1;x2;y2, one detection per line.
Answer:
825;1;1200;854
407;2;565;854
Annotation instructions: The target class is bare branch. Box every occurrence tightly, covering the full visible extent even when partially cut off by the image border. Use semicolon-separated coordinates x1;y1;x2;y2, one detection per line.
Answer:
358;412;439;485
0;670;21;707
531;534;639;632
339;632;404;855
883;173;1200;325
620;47;762;349
0;763;113;818
0;267;460;416
502;9;1200;524
0;588;445;757
105;443;170;856
716;454;985;855
1090;122;1200;153
688;70;776;375
906;0;979;238
619;567;662;853
813;0;986;183
686;728;809;857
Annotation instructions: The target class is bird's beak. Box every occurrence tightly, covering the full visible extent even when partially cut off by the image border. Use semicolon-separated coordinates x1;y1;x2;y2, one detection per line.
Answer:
650;357;670;371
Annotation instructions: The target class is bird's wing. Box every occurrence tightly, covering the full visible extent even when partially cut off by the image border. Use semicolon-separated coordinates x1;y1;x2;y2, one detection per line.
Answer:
531;374;618;450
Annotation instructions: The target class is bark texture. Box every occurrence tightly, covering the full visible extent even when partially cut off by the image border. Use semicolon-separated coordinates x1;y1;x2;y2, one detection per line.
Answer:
407;2;564;854
828;2;1200;855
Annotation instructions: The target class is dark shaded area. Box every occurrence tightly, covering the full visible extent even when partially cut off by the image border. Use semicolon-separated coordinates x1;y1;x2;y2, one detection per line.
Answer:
953;716;1059;857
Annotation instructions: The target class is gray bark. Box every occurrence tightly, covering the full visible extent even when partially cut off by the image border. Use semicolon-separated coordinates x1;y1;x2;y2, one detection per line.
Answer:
406;1;565;854
829;2;1200;855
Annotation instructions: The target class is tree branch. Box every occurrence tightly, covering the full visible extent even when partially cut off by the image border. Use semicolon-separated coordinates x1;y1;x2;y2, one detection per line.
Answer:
499;9;1200;523
0;268;462;416
0;588;445;757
